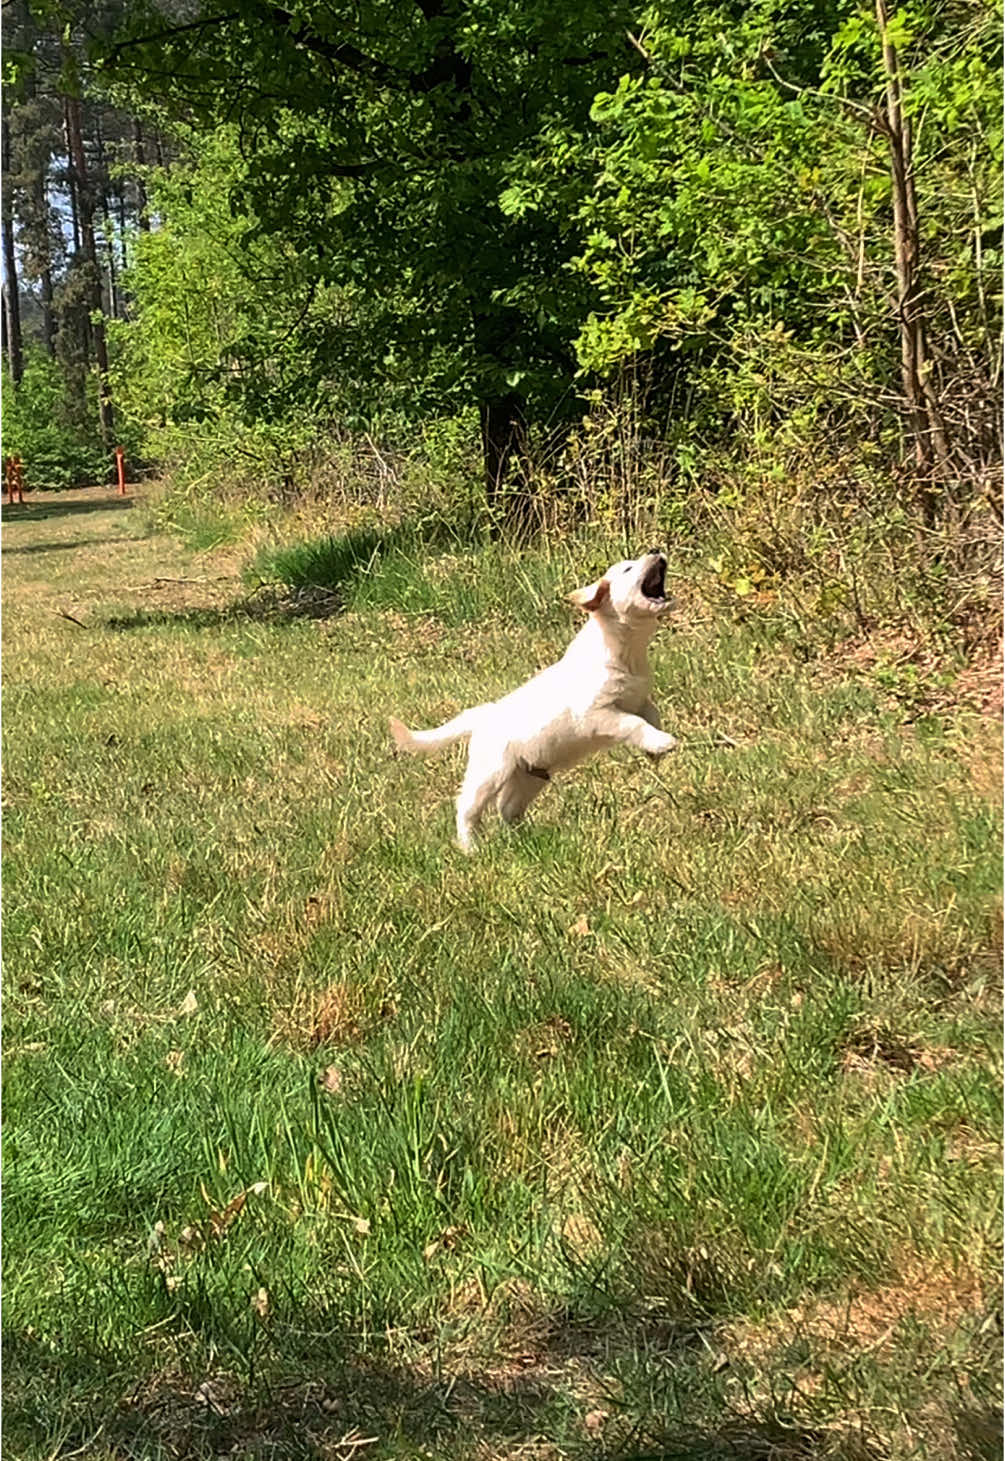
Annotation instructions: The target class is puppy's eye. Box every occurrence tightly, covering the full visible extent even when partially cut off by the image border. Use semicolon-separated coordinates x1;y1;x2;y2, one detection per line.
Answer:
622;566;632;574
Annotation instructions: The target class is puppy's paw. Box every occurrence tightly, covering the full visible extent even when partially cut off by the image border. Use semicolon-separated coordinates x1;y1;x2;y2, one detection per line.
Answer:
645;733;678;760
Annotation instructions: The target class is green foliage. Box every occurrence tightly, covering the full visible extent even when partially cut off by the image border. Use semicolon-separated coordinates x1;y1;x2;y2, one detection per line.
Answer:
106;131;319;483
107;130;493;499
2;348;112;488
74;0;1000;552
569;0;1002;473
91;0;643;439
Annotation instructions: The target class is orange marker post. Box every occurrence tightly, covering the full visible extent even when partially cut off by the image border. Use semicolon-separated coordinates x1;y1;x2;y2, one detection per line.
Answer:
6;455;25;503
115;446;126;495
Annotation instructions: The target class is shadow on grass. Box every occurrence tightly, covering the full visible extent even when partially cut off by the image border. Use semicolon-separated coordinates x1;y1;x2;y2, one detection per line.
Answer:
2;535;140;556
2;1313;900;1461
2;494;134;522
104;585;343;631
104;517;475;631
952;1402;1005;1461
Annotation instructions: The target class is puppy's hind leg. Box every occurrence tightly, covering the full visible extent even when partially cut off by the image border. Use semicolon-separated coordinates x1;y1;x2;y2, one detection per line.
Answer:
455;746;506;854
496;765;550;827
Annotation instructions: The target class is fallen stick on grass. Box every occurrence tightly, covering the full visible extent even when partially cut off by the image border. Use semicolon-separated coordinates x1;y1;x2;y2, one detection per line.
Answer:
152;575;237;585
677;731;740;748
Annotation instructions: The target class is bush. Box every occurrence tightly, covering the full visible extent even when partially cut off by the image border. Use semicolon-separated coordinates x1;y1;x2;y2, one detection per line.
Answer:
2;350;113;489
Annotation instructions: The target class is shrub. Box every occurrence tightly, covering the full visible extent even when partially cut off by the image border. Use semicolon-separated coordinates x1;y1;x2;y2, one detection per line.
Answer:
2;350;114;489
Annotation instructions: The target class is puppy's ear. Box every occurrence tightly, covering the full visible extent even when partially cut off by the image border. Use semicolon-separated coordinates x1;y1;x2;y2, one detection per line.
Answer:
566;577;610;611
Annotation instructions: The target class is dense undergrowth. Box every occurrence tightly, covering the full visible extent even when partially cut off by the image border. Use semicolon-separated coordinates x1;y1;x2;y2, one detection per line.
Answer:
150;415;1003;692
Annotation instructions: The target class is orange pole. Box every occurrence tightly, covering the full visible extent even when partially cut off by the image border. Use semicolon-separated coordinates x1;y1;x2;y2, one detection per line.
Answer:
7;456;24;503
115;446;126;495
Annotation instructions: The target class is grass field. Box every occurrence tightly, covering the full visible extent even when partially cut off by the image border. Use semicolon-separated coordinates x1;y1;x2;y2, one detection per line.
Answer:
3;486;1002;1461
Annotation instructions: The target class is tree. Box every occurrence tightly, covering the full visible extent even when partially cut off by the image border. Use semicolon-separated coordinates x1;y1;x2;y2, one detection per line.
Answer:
2;113;25;384
874;0;949;522
131;119;150;232
93;0;644;518
63;87;114;440
2;0;152;468
8;80;64;359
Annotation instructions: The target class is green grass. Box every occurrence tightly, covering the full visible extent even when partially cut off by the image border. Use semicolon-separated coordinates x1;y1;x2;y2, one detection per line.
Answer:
248;515;583;628
3;487;1002;1460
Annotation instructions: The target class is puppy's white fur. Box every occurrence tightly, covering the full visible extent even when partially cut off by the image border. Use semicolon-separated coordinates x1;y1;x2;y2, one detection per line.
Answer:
390;551;677;852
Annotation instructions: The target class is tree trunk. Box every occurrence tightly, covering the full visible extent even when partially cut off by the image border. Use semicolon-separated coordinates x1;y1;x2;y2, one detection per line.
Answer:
33;171;57;356
472;306;535;532
2;115;24;385
93;114;120;318
133;121;151;231
117;182;128;278
876;0;951;527
40;265;56;355
62;99;82;256
480;392;532;533
64;92;114;442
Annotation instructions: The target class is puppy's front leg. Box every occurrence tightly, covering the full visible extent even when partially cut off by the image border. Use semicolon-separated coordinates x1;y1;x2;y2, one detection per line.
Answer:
597;709;678;758
638;699;673;760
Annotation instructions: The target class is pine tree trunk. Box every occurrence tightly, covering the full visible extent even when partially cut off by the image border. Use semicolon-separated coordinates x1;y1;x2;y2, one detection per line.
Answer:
133;120;150;231
93;114;120;318
2;114;24;385
65;92;114;442
63;99;82;255
40;266;56;355
117;182;128;277
33;172;57;356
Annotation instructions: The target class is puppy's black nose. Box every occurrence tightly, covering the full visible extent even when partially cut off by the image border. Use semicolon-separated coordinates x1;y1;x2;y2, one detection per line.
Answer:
646;546;665;558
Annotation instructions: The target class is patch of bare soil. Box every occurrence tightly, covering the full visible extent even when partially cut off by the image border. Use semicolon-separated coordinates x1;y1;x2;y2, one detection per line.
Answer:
839;1022;958;1078
724;1255;988;1379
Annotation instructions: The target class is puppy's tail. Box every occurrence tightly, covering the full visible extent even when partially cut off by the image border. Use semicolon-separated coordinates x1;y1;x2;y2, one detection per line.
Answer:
389;710;477;756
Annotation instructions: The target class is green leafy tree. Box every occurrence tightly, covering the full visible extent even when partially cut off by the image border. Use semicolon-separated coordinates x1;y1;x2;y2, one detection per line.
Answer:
2;347;111;485
107;128;348;479
93;0;645;517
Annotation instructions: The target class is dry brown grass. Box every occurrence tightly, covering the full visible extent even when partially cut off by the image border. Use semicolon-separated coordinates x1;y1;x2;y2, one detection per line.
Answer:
273;979;376;1049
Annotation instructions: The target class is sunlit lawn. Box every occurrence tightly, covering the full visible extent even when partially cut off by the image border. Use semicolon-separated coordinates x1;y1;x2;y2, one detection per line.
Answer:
3;487;1001;1460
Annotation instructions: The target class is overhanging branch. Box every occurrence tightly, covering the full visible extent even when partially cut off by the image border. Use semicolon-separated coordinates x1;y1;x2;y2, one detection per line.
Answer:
100;13;243;66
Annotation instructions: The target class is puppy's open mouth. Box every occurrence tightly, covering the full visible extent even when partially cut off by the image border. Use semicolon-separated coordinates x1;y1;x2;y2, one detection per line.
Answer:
641;559;667;600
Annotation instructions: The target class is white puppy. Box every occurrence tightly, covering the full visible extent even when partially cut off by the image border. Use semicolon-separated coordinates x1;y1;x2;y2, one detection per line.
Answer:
389;550;677;852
